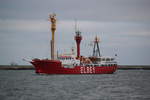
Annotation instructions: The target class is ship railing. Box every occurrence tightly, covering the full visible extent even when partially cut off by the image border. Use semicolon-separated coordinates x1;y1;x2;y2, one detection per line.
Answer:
84;64;101;67
101;64;117;67
101;61;117;64
84;63;117;67
74;62;117;67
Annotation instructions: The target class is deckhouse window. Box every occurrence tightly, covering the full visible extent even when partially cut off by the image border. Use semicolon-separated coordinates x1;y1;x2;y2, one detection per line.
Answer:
102;58;105;61
111;58;114;61
106;58;110;61
97;58;101;61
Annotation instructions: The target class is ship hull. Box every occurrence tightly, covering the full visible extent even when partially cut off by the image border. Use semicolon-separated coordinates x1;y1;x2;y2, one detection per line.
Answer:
31;59;117;74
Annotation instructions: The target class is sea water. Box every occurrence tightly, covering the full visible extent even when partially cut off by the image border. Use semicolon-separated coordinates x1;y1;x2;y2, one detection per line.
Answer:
0;70;150;100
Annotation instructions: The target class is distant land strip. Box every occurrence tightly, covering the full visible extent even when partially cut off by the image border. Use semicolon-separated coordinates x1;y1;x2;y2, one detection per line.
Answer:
0;65;34;70
0;65;150;70
118;65;150;70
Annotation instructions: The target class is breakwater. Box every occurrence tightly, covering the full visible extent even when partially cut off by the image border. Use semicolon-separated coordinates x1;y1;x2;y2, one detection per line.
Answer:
118;65;150;70
0;65;150;70
0;65;34;70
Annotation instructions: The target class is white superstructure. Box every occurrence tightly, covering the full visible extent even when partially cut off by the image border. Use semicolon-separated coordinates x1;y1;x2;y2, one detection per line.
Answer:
58;55;80;67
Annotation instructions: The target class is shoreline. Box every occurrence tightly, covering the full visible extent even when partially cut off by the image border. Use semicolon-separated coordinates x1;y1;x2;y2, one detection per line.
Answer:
0;65;150;70
118;65;150;70
0;65;34;70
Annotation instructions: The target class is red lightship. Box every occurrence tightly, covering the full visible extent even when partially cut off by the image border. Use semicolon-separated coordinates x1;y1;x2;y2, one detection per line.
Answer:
30;14;117;74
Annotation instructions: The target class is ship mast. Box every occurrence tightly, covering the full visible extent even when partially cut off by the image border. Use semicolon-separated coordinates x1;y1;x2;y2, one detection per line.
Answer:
74;30;82;59
92;36;101;57
49;14;56;60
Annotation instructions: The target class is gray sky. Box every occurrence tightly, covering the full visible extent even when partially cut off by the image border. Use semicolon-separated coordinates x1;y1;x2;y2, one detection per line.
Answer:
0;0;150;65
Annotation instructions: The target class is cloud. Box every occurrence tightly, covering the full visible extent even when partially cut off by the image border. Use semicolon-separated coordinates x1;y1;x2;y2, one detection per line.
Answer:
0;0;150;65
0;0;150;22
0;19;49;32
0;18;150;65
1;19;150;46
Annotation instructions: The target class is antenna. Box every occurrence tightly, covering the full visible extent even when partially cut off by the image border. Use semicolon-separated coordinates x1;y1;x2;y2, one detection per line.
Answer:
74;19;77;32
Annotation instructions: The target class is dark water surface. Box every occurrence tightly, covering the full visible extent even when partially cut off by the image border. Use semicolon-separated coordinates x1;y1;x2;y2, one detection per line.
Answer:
0;70;150;100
